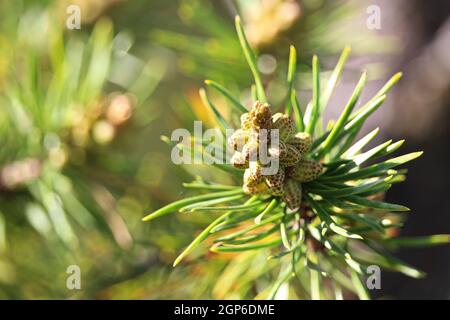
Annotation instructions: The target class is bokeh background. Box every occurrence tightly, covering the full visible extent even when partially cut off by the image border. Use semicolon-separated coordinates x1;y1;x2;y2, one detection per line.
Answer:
0;0;448;299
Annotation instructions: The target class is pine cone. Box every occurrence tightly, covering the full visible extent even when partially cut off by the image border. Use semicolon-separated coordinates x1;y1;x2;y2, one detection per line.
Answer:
282;179;302;211
247;161;263;184
271;113;295;141
288;132;312;155
230;103;322;207
280;143;302;167
265;168;285;196
228;129;250;151
230;152;249;169
268;141;286;159
290;159;323;182
249;101;272;129
242;137;259;162
243;182;269;195
240;112;252;130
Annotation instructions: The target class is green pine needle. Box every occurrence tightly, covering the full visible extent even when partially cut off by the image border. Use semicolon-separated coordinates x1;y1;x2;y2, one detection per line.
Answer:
204;80;248;113
143;17;444;300
286;45;297;115
235;16;267;103
305;55;321;135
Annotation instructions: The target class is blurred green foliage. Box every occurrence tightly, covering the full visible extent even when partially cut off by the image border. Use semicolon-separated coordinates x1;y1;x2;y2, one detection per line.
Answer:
0;0;405;299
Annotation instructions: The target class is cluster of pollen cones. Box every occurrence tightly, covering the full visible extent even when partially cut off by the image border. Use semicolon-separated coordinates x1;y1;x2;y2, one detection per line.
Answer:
228;101;323;211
